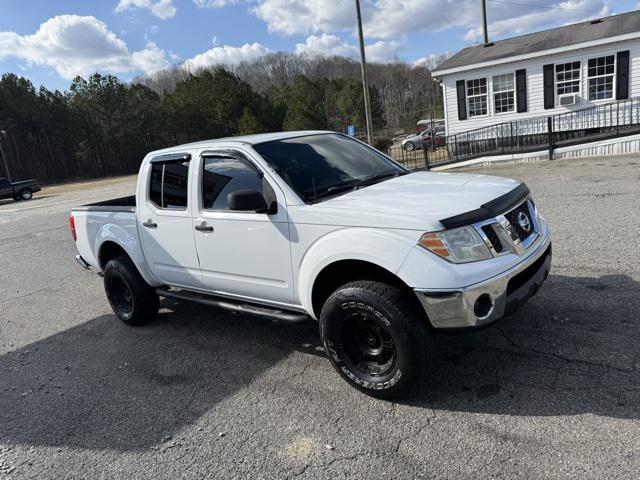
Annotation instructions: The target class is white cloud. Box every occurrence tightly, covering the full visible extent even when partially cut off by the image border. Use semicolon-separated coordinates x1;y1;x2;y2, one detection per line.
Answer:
295;34;357;57
253;0;354;35
294;34;401;63
193;0;241;7
0;15;169;79
251;0;609;47
183;42;273;70
115;0;177;20
131;42;170;74
365;40;401;62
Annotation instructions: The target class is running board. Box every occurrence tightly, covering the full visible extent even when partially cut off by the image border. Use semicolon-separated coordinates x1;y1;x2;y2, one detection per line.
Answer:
156;288;309;324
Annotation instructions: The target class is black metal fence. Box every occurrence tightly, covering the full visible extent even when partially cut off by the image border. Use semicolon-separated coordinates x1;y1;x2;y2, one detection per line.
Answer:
387;144;449;170
447;97;640;163
389;97;640;169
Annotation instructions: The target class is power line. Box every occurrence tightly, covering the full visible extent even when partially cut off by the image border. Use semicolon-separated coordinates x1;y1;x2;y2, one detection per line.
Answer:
487;0;602;14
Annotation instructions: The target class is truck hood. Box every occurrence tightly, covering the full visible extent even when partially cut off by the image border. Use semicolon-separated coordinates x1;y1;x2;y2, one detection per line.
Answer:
311;171;522;230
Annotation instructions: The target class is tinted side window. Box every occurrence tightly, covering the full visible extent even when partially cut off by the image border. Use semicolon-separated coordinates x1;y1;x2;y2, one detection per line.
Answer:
202;156;262;210
0;178;10;188
149;160;190;209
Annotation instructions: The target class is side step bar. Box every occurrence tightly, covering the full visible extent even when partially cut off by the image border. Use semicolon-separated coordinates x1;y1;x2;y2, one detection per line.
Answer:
156;287;310;324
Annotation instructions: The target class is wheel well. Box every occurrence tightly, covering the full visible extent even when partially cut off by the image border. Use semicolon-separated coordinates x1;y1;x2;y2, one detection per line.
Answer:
311;260;412;319
98;241;129;270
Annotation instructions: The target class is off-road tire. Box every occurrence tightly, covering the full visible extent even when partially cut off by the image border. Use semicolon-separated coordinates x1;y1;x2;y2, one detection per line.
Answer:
103;255;159;326
319;280;429;399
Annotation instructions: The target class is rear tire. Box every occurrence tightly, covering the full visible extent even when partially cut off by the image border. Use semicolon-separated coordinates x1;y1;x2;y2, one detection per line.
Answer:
13;196;21;201
20;189;33;200
319;280;429;399
103;255;159;326
404;142;415;152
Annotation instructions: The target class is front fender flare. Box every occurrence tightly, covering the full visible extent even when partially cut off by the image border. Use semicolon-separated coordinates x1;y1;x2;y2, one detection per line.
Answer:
297;228;418;318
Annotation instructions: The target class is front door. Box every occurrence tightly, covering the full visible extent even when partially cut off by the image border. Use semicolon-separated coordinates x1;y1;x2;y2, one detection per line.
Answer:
0;178;12;199
138;153;202;289
192;150;294;306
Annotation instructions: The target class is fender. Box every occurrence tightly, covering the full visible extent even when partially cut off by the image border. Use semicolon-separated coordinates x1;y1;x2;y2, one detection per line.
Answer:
94;222;162;286
297;227;419;318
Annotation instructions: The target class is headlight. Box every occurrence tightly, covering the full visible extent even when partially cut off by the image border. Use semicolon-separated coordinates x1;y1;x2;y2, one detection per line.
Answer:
419;226;492;263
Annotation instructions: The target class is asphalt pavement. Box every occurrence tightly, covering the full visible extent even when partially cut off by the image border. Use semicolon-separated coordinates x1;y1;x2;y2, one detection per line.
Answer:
0;155;638;479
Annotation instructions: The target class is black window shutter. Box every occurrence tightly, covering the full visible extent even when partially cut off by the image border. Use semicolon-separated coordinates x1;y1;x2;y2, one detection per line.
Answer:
456;80;467;120
543;64;554;109
616;50;630;100
516;69;527;112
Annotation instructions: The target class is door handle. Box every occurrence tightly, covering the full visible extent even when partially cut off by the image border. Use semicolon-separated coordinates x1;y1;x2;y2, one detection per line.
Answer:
143;219;157;229
195;222;214;233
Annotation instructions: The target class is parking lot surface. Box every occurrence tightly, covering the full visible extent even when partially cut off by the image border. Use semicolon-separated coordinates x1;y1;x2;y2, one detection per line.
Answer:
1;155;639;479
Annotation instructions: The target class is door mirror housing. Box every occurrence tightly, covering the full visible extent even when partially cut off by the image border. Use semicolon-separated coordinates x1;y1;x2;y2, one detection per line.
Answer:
227;189;269;213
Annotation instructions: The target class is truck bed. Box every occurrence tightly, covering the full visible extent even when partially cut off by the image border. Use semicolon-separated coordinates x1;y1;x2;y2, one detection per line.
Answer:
71;195;138;269
74;195;136;212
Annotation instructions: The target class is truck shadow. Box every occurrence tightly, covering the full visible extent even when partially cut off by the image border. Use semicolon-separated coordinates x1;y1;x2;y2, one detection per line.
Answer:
0;273;637;452
0;301;315;452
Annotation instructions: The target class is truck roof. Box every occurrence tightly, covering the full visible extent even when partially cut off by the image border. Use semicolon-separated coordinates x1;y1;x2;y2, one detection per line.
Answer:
147;130;334;157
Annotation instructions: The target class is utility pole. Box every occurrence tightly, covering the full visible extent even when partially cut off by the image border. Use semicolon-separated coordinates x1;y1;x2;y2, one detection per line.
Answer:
355;0;374;145
481;0;489;44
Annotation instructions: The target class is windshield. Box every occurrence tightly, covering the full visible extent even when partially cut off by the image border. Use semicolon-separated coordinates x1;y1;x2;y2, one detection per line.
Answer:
253;134;408;203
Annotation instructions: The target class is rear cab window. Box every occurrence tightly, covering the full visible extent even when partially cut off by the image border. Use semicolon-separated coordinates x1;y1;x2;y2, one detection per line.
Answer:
148;154;191;209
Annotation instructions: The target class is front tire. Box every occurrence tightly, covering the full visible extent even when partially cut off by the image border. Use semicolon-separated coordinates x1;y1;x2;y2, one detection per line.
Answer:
404;142;415;152
20;189;33;200
319;281;428;399
103;255;159;326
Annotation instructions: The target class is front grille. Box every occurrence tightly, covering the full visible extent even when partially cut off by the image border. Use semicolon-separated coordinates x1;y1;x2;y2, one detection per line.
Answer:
504;201;534;242
481;225;504;253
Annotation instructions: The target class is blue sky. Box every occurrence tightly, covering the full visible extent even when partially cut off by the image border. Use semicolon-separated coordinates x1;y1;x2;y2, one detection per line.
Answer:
0;0;638;91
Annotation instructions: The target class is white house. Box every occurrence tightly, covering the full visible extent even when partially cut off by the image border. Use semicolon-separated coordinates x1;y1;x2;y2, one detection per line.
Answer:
432;10;640;138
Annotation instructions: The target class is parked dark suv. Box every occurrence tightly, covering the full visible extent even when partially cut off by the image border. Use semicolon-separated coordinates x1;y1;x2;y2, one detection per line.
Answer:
0;177;41;201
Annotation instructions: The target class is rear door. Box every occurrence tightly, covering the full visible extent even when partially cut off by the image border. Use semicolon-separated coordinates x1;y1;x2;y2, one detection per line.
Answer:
192;149;294;306
137;153;203;289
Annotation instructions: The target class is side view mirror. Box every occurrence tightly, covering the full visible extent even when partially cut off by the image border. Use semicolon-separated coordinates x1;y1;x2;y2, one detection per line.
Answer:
227;189;269;213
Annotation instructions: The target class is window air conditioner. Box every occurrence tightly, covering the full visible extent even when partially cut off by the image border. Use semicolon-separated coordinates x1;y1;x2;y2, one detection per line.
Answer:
558;94;578;106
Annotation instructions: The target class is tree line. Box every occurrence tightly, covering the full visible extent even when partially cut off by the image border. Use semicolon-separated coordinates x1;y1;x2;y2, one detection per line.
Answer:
0;53;443;185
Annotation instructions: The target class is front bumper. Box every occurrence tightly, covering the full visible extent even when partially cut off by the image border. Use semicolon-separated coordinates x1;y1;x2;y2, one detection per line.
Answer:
415;235;552;330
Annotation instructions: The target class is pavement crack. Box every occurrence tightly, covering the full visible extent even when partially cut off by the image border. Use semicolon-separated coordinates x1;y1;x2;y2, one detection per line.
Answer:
497;328;633;374
271;358;316;395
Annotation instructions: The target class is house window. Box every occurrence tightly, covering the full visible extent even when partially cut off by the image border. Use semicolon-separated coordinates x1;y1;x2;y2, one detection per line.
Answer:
466;78;487;117
492;73;515;114
588;55;615;100
556;61;581;96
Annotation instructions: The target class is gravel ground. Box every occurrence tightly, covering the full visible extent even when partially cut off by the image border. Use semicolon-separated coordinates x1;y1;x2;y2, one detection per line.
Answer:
0;155;638;479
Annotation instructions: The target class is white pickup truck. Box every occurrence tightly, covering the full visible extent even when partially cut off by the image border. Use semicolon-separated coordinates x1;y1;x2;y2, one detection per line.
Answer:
71;131;551;398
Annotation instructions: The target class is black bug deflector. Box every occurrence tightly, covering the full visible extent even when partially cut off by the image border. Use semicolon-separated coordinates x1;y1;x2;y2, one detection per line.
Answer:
439;182;531;229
